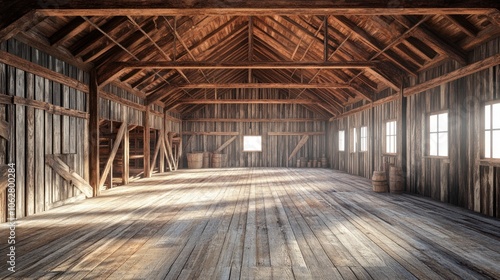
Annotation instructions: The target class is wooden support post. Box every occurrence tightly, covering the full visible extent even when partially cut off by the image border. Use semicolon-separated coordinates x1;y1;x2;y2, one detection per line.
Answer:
107;122;113;189
149;131;162;177
122;111;129;185
370;101;375;175
99;121;126;189
398;78;407;190
161;138;173;172
165;131;177;171
159;130;165;173
89;69;100;196
144;105;151;177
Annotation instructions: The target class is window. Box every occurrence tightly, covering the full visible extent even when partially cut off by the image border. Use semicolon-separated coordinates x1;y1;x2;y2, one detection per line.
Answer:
485;103;500;159
360;126;368;152
429;112;448;157
243;136;262;152
350;128;357;152
386;120;397;154
338;130;345;151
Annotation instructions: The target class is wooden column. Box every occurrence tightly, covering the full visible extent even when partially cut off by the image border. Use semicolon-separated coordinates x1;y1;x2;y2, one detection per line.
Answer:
370;102;375;175
144;105;151;177
89;69;100;196
398;79;407;189
107;121;113;189
122;110;129;185
159;110;166;173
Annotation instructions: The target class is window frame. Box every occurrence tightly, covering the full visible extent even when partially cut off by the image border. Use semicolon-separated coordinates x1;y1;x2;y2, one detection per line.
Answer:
243;135;262;152
484;101;500;160
360;126;368;152
385;120;397;154
427;110;449;158
338;130;345;152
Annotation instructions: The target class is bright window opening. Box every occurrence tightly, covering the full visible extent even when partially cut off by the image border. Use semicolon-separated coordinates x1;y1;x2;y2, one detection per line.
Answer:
485;103;500;159
339;130;345;151
350;128;357;153
243;136;262;152
360;126;368;152
386;121;397;154
429;112;448;157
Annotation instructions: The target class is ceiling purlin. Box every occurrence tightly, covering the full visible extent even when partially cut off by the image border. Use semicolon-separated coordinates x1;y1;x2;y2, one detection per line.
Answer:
88;17;154;67
70;17;128;58
49;17;87;47
333;15;420;77
393;15;467;64
344;15;431;90
161;16;211;83
145;29;245;105
284;15;379;99
121;17;231;91
253;19;299;59
127;16;191;85
252;68;347;111
80;18;138;63
443;15;479;38
179;71;249;116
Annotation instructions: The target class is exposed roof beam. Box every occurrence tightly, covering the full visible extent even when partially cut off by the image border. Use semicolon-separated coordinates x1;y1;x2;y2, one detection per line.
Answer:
404;54;500;96
49;17;87;47
170;98;320;109
333;15;419;76
70;17;128;57
161;16;209;83
174;83;351;89
116;61;378;70
33;1;498;17
443;15;479;38
395;15;467;65
128;16;191;84
0;9;44;43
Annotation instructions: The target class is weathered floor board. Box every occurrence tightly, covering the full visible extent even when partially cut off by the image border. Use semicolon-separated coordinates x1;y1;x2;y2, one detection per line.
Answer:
1;168;499;279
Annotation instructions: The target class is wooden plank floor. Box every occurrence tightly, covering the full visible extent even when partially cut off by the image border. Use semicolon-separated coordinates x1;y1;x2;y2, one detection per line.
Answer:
1;168;499;279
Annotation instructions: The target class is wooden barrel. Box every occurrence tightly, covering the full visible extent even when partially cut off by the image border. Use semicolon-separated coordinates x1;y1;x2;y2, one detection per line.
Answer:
296;159;301;167
320;157;328;168
389;166;404;194
307;161;312;168
312;159;318;168
202;152;211;168
187;153;203;169
372;171;388;193
211;153;226;168
317;161;322;168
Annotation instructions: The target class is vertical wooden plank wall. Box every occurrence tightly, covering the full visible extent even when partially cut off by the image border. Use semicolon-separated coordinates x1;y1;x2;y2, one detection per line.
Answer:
330;98;398;179
182;88;326;168
0;39;89;218
101;84;144;127
0;39;167;218
329;37;500;218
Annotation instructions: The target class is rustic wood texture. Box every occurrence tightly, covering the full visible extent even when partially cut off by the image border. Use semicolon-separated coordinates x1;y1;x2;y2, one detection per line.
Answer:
8;6;498;119
330;37;500;218
0;39;90;218
0;168;498;279
183;88;326;168
45;155;93;198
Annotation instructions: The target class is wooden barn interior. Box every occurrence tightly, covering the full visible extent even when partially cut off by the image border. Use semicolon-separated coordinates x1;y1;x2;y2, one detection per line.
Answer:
0;1;500;279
